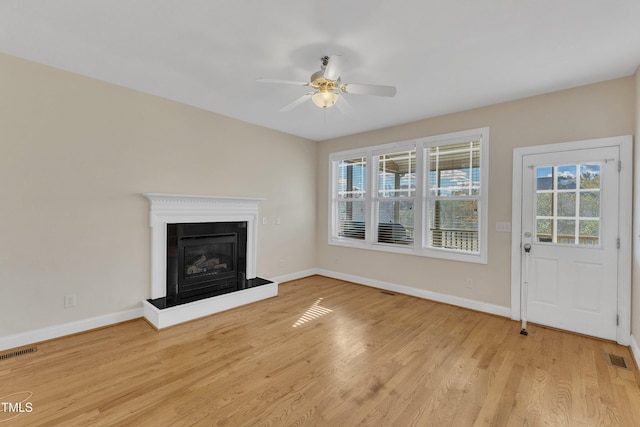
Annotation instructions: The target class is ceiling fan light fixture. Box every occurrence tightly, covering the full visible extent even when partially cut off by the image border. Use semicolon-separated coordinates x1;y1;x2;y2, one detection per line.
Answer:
258;54;396;112
311;91;338;109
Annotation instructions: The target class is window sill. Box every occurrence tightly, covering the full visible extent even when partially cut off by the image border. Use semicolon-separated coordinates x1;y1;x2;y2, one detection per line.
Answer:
329;238;487;264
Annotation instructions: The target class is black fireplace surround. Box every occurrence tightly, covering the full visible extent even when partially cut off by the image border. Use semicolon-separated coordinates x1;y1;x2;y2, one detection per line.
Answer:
147;221;271;309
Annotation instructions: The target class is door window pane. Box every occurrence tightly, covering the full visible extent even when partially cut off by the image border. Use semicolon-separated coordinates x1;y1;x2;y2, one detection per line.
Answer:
535;163;602;246
536;193;552;216
536;167;553;190
557;192;576;217
580;164;600;189
557;165;577;189
579;192;600;217
536;219;553;242
579;220;599;245
557;219;576;242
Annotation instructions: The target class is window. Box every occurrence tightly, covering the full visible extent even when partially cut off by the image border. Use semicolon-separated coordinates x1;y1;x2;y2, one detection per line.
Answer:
426;140;481;253
329;128;489;263
375;149;416;245
535;163;601;245
334;155;367;241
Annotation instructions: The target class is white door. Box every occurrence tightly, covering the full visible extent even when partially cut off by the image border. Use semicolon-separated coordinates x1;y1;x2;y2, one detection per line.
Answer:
521;146;619;340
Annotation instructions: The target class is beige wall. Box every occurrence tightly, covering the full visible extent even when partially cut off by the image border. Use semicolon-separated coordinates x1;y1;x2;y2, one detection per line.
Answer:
317;77;635;310
0;53;317;336
633;67;640;341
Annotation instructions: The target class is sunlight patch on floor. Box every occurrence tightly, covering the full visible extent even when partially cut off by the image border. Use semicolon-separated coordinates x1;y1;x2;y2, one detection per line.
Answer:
293;298;333;328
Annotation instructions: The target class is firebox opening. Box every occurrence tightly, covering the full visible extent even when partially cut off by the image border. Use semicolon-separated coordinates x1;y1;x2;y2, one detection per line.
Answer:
166;221;248;303
182;234;236;280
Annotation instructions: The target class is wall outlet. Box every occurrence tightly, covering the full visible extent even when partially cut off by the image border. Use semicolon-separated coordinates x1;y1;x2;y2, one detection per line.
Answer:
64;294;76;308
466;279;473;289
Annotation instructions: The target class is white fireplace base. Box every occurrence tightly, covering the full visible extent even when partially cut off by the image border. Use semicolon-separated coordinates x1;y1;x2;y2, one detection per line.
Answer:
142;281;278;329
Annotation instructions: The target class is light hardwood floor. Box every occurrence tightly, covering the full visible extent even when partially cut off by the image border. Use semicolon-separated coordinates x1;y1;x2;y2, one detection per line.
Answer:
2;275;639;426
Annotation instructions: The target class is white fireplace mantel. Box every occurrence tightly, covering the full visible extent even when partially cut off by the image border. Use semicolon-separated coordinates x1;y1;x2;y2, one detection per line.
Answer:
144;193;263;299
142;193;276;329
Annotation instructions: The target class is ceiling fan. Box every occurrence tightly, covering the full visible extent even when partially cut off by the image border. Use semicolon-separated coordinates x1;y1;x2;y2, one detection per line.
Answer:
257;55;397;112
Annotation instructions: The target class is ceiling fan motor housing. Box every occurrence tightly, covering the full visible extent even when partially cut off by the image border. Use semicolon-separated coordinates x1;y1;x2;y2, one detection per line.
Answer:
310;71;339;92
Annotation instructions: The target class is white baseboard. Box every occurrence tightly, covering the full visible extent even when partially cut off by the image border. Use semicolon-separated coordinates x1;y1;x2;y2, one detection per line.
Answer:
630;334;640;370
315;268;512;318
270;269;319;284
0;308;143;352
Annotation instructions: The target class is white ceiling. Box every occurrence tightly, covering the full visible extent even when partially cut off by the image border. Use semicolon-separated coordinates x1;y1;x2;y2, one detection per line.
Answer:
1;1;640;141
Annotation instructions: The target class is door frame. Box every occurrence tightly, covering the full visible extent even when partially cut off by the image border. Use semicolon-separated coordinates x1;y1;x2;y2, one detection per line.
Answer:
510;135;632;345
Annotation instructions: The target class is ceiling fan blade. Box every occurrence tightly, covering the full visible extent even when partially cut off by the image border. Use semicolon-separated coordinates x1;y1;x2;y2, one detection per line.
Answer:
322;55;345;81
334;95;352;114
279;92;313;112
256;78;309;86
341;83;397;97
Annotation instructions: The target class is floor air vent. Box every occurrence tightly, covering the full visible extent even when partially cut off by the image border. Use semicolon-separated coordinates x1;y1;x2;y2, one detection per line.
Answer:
380;291;396;296
607;353;629;369
0;346;37;361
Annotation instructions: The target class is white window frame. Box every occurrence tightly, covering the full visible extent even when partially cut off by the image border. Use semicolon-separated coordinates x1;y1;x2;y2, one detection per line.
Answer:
328;128;489;264
421;129;489;263
330;151;370;245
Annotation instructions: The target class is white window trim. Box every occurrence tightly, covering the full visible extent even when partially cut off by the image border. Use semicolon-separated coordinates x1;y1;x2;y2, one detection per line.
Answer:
420;128;489;263
328;128;489;264
329;149;369;246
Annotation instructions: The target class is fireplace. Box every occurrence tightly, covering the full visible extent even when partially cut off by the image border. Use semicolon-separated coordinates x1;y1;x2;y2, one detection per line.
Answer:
180;234;236;288
167;222;247;302
141;193;278;329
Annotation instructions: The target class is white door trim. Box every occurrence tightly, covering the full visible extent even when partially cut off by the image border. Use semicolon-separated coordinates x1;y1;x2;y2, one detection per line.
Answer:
511;136;632;345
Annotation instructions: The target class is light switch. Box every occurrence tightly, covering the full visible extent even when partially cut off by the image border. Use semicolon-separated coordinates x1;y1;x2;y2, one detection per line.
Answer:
496;222;511;232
